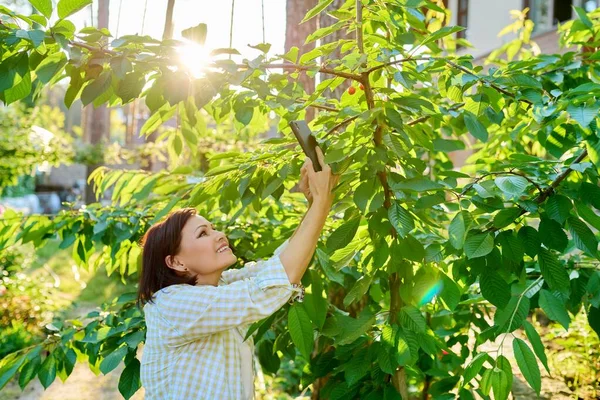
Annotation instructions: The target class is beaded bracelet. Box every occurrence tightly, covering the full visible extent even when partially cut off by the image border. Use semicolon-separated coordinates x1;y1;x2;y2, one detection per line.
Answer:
289;283;305;303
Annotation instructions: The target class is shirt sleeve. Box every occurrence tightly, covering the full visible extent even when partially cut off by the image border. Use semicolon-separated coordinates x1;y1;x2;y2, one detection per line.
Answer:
155;250;303;343
220;238;290;285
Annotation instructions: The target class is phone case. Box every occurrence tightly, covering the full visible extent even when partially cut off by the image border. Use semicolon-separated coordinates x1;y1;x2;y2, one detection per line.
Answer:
290;120;322;172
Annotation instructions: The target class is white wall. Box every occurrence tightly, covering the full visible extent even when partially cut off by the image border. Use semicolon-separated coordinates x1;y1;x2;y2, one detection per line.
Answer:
448;0;524;58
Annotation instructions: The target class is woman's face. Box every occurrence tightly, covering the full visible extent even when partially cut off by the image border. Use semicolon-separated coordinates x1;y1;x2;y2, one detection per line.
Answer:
165;215;236;281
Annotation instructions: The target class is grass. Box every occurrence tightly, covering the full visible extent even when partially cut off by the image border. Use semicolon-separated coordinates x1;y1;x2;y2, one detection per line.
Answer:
26;239;138;319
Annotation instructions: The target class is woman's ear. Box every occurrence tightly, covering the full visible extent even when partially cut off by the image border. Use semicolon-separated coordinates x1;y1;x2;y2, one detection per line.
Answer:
165;255;186;271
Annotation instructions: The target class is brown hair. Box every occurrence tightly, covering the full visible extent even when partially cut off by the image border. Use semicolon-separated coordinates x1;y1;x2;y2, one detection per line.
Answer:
136;207;198;309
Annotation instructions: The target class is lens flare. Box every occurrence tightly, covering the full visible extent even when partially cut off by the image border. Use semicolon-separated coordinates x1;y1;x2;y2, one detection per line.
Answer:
417;280;444;306
177;43;212;78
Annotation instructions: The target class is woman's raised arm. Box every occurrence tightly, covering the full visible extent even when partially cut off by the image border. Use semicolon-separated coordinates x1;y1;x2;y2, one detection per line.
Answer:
278;147;339;284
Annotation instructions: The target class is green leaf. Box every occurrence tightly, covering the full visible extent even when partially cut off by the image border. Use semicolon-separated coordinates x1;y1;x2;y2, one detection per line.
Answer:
538;289;570;330
288;304;314;360
385;107;404;131
497;230;525;263
353;181;375;214
568;82;600;97
576;202;600;231
439;273;461;311
282;46;299;63
343;274;374;307
326;216;360;252
491;367;510;400
493;207;522;229
464;233;494;259
463;352;490;384
464;111;489;142
18;356;41;390
81;70;112;106
573;6;593;28
257;339;280;374
518;226;541;257
588;305;600;339
18;29;46;47
3;66;32;105
302;270;327;330
538;248;570;294
100;345;128;375
344;347;370;386
248;43;271;53
335;308;376;346
494;175;528;196
399;306;426;333
181;23;207;45
30;0;53;18
538;217;568;251
494;295;530;333
57;0;92;19
397;234;425;262
480;368;493;396
420;25;465;46
567;103;600;128
495;356;514;397
513;338;541;396
171;134;182;156
449;210;471;249
0;353;27;390
480;270;510;308
301;0;334;23
37;353;56;389
209;48;241;56
116;72;145;103
545;195;572;225
390;178;444;192
523;320;550;374
388;201;414;238
36;52;68;84
235;106;254;125
567;216;598;256
118;358;141;399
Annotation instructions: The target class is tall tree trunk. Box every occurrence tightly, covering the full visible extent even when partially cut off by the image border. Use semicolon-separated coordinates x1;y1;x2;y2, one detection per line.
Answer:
84;0;110;204
163;0;175;41
318;0;355;100
285;0;318;121
143;0;176;172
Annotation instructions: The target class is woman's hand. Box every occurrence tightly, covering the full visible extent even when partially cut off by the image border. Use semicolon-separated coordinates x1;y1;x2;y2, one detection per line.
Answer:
299;159;313;206
304;147;340;210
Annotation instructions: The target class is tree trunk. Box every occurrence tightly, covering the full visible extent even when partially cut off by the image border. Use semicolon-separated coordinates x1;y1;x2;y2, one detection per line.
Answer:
318;0;355;100
84;0;110;204
285;0;318;121
162;0;176;41
142;0;176;173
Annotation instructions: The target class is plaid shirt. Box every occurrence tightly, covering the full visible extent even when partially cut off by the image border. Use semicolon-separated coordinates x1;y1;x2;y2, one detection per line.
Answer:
140;239;304;399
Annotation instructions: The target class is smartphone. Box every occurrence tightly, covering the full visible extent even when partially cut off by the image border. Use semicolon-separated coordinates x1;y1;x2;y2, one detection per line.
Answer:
289;120;323;172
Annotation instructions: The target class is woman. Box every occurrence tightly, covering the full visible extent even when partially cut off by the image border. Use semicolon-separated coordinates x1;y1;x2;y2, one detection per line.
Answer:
138;147;339;400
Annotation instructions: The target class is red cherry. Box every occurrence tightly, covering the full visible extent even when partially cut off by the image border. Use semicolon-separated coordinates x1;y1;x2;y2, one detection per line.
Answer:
442;350;449;355
359;83;365;90
348;86;356;95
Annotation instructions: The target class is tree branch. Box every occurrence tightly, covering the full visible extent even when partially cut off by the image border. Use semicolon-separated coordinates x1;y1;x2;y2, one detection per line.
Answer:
365;56;431;74
248;63;362;81
325;115;359;136
356;0;364;54
441;59;532;105
294;99;338;112
461;170;543;196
